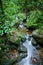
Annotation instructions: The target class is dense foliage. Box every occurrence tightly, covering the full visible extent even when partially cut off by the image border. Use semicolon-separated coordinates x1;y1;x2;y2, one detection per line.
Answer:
0;0;43;65
26;9;43;29
0;0;43;36
0;0;43;35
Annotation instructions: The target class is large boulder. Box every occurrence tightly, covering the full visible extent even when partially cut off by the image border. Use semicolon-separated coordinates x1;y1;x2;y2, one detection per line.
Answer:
7;30;24;46
32;29;43;46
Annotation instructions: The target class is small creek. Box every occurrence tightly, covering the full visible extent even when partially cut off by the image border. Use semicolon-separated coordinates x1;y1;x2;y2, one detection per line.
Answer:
15;34;43;65
13;23;43;65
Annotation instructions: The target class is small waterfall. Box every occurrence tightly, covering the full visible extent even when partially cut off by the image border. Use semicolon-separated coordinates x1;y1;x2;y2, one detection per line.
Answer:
16;35;41;65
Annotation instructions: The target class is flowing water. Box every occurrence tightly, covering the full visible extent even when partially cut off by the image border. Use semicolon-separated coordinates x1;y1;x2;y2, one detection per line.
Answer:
15;34;43;65
15;24;43;65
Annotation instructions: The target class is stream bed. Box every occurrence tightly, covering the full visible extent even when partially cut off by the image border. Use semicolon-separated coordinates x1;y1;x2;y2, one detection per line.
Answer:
15;34;43;65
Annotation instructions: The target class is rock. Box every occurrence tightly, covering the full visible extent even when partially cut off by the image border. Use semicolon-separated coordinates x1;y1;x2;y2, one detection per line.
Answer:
32;38;38;46
36;45;41;50
18;45;27;53
2;49;19;65
39;48;43;61
7;30;23;46
21;37;26;42
6;49;19;61
31;57;38;64
1;45;27;65
18;26;28;33
16;53;27;62
7;30;27;46
32;28;43;46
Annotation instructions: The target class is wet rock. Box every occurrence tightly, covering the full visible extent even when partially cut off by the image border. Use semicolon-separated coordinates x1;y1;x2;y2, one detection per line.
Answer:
32;28;43;46
28;36;31;41
31;57;38;64
18;45;27;53
16;53;27;62
32;38;41;50
21;37;26;43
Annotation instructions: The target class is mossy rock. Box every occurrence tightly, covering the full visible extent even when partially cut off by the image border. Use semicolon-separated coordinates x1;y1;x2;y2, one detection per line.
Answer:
7;30;23;46
32;28;43;46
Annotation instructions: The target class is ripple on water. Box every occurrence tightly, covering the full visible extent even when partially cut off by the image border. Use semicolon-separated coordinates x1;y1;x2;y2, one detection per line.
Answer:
16;37;41;65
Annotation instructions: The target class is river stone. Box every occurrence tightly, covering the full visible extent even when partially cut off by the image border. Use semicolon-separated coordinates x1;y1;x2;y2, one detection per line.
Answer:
32;29;43;46
18;45;27;53
16;53;27;62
